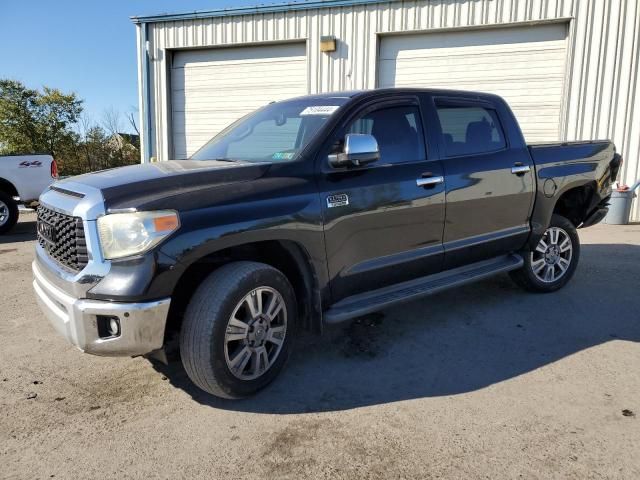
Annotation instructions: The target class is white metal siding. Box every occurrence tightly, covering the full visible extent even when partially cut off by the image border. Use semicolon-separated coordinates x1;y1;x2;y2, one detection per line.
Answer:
171;43;307;159
378;24;568;142
138;0;640;220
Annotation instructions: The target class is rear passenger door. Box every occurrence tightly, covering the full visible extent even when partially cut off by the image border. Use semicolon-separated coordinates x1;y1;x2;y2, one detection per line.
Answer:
433;97;535;269
319;96;446;302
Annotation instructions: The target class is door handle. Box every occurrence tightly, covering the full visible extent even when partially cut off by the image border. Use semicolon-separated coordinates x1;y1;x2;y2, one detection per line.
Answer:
416;175;444;188
511;164;531;175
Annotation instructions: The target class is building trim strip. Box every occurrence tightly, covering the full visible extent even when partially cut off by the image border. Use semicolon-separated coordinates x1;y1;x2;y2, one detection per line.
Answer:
131;0;391;24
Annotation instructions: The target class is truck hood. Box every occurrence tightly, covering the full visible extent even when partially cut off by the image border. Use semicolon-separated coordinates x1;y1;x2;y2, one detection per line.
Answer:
56;160;270;211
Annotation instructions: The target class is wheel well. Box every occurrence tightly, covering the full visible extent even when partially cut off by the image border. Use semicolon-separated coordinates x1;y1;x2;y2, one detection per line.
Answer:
553;184;596;226
0;178;19;198
164;240;320;348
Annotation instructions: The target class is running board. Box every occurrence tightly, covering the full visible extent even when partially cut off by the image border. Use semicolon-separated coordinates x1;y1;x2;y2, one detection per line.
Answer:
324;254;523;324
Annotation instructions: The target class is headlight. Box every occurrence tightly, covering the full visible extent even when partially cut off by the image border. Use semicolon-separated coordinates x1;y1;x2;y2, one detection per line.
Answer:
97;210;180;260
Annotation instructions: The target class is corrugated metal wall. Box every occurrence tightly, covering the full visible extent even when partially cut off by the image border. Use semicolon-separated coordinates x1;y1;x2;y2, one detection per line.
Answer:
137;0;640;220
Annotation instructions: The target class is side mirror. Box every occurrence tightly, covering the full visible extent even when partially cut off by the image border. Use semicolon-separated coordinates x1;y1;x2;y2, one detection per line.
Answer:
329;133;380;168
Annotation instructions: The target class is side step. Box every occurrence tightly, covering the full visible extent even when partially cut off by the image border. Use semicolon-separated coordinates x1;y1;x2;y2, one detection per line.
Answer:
324;254;523;324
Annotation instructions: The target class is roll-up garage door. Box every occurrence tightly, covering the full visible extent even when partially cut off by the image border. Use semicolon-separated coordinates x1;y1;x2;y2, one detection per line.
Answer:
171;43;307;159
378;24;568;142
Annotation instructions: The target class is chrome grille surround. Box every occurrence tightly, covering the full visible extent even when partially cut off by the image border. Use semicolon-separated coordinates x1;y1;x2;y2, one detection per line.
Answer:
35;181;110;298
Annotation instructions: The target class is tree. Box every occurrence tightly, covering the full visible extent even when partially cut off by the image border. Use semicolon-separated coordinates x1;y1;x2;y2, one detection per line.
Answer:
0;79;40;153
34;87;82;157
0;78;139;176
127;106;140;137
102;106;122;136
0;79;82;157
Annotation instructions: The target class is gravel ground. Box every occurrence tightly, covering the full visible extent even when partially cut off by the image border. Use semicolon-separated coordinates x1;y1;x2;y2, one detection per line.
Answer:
1;212;639;479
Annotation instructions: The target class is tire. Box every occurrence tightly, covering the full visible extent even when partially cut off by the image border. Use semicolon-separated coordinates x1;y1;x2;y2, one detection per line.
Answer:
180;261;296;399
0;191;19;235
510;214;580;293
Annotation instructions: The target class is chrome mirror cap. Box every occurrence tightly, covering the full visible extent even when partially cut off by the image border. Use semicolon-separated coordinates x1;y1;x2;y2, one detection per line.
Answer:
329;133;380;168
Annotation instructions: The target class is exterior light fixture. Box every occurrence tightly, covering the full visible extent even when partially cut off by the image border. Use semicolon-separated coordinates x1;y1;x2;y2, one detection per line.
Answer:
320;35;337;53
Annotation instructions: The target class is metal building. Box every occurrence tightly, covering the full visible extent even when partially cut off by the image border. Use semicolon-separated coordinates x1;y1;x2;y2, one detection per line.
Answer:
133;0;640;220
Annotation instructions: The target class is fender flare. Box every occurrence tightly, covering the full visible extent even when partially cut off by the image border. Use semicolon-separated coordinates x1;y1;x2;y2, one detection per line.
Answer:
0;177;19;198
528;179;596;248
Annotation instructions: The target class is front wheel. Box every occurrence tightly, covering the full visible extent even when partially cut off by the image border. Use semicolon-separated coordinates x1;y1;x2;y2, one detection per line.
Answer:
0;191;19;235
180;261;296;399
510;214;580;293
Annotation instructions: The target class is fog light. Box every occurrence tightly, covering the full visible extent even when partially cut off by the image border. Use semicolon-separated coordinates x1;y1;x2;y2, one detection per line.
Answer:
108;318;120;336
97;315;121;338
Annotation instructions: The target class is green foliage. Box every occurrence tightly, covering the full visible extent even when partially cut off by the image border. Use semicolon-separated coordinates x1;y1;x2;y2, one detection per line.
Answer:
0;79;82;157
60;126;140;176
0;79;140;176
35;87;83;157
0;79;41;153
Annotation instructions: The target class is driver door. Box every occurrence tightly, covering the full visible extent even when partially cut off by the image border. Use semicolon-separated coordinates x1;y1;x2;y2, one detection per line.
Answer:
318;96;446;302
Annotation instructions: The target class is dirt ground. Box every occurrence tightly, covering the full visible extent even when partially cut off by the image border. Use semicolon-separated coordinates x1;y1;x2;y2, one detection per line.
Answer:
1;212;639;479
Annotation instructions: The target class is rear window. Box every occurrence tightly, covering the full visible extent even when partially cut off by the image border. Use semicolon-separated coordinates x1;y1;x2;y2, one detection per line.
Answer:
436;103;506;157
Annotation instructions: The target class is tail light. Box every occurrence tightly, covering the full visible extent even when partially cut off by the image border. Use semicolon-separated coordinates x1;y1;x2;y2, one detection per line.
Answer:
51;159;59;179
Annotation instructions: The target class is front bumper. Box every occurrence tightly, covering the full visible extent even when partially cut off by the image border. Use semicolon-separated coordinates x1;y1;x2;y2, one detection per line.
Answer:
32;260;170;357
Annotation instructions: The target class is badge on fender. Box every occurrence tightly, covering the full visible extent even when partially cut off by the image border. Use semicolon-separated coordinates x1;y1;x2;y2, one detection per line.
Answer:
327;194;349;208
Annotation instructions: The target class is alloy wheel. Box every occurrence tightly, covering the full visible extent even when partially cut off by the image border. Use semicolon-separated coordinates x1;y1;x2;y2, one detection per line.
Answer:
0;200;9;227
224;286;287;380
530;226;573;283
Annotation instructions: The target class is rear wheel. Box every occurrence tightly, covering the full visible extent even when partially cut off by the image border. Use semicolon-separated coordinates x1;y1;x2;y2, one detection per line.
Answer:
510;214;580;293
180;261;296;399
0;191;19;235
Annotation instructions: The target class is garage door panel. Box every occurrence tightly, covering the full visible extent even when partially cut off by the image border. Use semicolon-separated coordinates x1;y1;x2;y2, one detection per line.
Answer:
385;58;566;76
388;43;566;61
171;43;307;159
378;24;568;142
176;57;307;70
173;63;306;85
386;46;567;63
386;71;566;87
172;74;307;91
387;83;565;95
172;43;306;68
172;89;304;109
379;24;567;57
176;57;308;73
172;115;254;135
173;81;307;97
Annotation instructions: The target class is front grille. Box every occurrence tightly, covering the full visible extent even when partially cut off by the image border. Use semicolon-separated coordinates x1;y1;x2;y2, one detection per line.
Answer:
37;206;88;272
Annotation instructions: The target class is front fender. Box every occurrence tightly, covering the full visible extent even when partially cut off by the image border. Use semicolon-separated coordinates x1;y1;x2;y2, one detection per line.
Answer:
86;193;327;305
166;192;323;261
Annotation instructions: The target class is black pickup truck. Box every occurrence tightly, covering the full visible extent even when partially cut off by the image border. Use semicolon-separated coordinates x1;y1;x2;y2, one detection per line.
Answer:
33;89;621;398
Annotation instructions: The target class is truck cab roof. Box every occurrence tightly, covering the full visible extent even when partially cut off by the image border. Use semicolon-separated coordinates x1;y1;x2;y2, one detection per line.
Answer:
286;87;505;103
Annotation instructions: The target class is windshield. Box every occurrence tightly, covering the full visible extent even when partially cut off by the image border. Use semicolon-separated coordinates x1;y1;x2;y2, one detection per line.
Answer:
190;97;350;163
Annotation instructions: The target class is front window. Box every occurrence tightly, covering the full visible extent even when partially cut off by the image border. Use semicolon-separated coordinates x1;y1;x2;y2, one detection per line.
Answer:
344;105;426;164
191;97;350;163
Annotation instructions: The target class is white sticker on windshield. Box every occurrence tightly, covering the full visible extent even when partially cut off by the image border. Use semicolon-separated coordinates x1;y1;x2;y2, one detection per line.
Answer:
300;105;340;116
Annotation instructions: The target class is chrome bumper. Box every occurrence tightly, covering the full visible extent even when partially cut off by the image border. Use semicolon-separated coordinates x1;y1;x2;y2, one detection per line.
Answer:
32;260;170;357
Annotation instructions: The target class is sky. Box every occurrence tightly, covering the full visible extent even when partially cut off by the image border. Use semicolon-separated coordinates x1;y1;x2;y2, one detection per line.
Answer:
0;0;300;133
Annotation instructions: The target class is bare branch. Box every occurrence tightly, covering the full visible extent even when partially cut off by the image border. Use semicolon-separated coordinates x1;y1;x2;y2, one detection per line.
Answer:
101;107;122;136
127;110;140;136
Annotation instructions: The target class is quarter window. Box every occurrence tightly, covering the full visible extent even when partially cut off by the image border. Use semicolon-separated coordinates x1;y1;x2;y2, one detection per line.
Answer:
346;105;426;164
436;104;506;157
